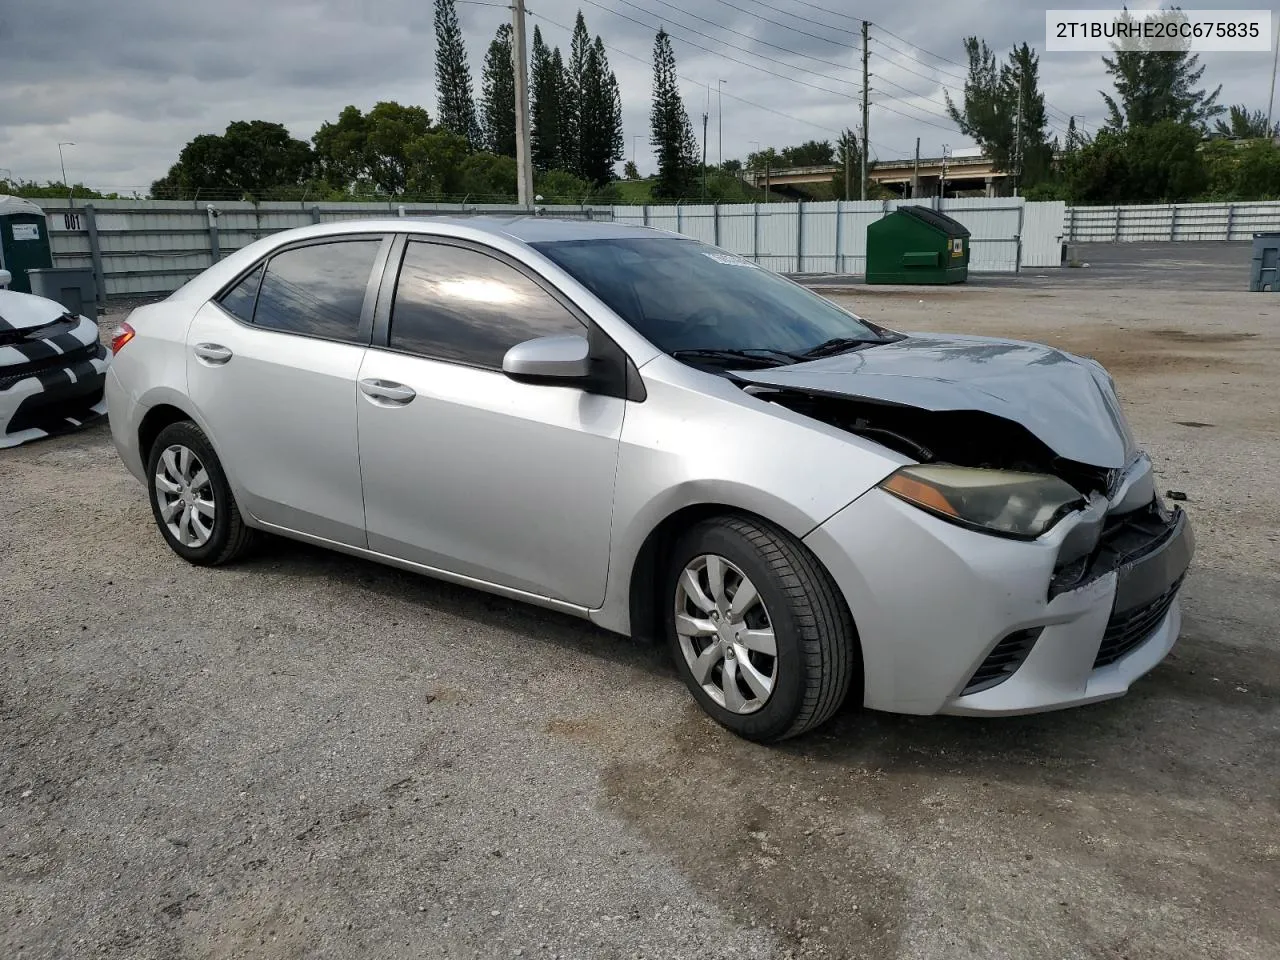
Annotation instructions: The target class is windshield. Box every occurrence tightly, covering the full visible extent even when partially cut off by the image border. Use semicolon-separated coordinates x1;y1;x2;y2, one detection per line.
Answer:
531;237;887;358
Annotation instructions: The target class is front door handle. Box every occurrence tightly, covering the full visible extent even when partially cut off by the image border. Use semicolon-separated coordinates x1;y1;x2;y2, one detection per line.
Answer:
194;343;233;365
359;378;416;406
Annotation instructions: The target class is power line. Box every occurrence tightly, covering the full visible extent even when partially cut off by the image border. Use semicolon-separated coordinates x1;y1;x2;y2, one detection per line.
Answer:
571;0;860;100
619;0;858;73
529;10;847;145
869;35;968;84
702;0;858;45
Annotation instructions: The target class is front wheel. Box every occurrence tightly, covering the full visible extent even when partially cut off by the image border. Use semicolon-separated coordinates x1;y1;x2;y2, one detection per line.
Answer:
146;420;257;566
665;515;859;742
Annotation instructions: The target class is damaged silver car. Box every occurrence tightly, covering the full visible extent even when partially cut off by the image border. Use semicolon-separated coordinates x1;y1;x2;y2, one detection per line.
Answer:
106;218;1193;742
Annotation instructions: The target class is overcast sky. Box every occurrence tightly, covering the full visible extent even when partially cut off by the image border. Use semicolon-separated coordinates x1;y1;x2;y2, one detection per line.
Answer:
0;0;1274;191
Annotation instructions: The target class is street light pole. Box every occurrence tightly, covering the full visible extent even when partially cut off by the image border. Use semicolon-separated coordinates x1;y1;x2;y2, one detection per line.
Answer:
717;79;726;168
57;141;75;205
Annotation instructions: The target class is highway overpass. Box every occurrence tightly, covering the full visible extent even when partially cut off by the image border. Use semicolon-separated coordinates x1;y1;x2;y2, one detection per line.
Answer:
748;154;1011;198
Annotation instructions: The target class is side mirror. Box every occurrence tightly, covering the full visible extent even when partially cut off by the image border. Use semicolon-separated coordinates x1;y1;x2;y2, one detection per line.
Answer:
0;269;11;288
502;334;591;384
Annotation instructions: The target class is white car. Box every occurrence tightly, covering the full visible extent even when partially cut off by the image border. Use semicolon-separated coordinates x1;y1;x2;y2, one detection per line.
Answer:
0;270;108;448
105;218;1193;742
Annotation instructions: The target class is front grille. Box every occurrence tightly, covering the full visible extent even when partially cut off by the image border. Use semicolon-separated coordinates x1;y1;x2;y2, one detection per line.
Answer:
1094;575;1184;668
963;627;1043;695
0;342;98;390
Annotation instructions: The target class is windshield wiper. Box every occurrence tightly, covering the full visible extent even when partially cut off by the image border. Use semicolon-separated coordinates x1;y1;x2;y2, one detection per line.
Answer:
670;348;799;367
797;336;884;360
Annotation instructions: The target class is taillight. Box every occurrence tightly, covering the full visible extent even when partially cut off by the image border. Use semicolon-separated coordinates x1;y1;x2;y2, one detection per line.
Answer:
110;322;136;354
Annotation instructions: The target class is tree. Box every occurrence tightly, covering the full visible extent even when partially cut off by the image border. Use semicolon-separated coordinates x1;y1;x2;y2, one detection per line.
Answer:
405;129;471;196
1003;43;1052;188
649;29;698;199
481;23;516;157
779;140;835;168
946;38;1052;187
152;121;313;198
830;128;863;200
1101;9;1223;131
530;27;563;170
623;160;639;180
577;36;624;185
1064;115;1080;155
745;147;778;172
946;38;1009;165
562;11;592;177
552;48;573;172
434;0;481;148
313;102;433;195
313;105;371;189
1214;104;1280;139
1065;120;1207;202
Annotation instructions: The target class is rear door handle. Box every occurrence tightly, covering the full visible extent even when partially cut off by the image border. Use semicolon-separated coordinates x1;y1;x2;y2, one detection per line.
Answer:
359;378;416;406
194;343;233;365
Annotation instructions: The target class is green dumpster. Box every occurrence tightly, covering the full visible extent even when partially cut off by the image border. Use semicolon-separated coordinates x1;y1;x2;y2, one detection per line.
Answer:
0;196;54;294
866;205;970;285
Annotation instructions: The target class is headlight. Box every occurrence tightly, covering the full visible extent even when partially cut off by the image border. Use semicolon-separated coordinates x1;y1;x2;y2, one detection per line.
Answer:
879;465;1086;539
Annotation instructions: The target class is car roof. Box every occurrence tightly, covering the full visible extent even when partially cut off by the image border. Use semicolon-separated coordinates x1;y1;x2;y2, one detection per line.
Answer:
407;215;675;244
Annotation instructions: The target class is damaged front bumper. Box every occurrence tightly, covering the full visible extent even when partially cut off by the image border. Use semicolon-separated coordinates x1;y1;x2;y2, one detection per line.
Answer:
803;454;1194;716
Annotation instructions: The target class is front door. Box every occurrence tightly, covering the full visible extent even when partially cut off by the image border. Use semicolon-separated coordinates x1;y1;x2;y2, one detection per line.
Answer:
356;239;624;607
186;235;387;547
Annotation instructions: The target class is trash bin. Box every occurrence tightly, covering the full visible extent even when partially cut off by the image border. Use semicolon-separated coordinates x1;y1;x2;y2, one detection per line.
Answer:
0;195;54;294
27;267;98;320
1250;232;1280;292
866;205;970;285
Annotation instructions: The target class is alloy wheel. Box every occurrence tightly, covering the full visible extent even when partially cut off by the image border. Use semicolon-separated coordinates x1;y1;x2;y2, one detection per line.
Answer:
154;444;216;548
674;553;778;714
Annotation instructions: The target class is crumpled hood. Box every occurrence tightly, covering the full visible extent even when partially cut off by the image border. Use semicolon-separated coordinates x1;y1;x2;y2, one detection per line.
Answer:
0;289;74;333
735;332;1137;468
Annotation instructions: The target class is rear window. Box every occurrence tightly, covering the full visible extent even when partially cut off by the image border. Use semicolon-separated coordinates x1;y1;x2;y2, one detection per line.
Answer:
218;264;264;323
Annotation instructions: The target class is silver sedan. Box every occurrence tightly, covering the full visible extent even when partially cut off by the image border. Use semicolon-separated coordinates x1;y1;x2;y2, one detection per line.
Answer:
105;217;1193;742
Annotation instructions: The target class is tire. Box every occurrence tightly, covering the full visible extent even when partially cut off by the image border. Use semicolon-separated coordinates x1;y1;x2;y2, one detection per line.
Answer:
145;420;257;566
664;515;859;743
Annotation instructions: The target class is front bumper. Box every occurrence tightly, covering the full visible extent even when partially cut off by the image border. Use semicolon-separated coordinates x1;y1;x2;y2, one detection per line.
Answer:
0;342;108;448
803;465;1193;716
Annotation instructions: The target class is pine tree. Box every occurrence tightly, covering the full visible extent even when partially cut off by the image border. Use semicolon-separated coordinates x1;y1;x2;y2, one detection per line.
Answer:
562;12;592;177
1214;104;1280;139
530;26;562;170
1101;9;1223;130
434;0;481;149
552;48;573;170
649;28;697;200
945;38;1053;187
481;23;516;157
577;37;624;185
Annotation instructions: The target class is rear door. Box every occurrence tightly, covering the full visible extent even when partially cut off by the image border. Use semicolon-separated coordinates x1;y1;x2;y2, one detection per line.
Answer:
355;237;625;606
186;234;390;547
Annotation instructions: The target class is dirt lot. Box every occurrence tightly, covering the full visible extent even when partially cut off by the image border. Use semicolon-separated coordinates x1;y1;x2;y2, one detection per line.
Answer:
2;261;1278;959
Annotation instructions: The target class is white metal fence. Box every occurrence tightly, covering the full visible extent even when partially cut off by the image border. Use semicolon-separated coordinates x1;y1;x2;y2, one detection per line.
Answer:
611;198;1066;273
1063;201;1280;242
34;196;1066;301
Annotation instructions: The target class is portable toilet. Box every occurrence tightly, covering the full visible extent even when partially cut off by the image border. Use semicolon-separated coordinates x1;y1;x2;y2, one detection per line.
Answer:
0;196;54;294
866;205;970;285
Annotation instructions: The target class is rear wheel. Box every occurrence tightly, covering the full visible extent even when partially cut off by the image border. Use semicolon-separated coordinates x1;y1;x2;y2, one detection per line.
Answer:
146;420;257;565
665;515;858;742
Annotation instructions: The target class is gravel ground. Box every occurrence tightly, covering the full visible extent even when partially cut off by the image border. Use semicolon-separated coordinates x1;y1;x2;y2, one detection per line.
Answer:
2;265;1278;959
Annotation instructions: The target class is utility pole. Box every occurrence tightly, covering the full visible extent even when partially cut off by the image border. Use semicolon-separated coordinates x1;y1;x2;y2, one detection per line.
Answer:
940;144;950;199
860;20;869;201
912;137;920;199
511;0;534;207
57;141;75;205
1013;70;1024;196
701;108;709;200
1268;15;1279;136
717;80;727;168
843;130;851;201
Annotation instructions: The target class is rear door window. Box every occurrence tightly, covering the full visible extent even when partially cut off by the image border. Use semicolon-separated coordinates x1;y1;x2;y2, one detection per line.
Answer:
252;240;381;343
217;263;264;323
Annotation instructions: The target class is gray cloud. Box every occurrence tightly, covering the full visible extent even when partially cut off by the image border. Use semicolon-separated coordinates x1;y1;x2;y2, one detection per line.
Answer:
0;0;1267;191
